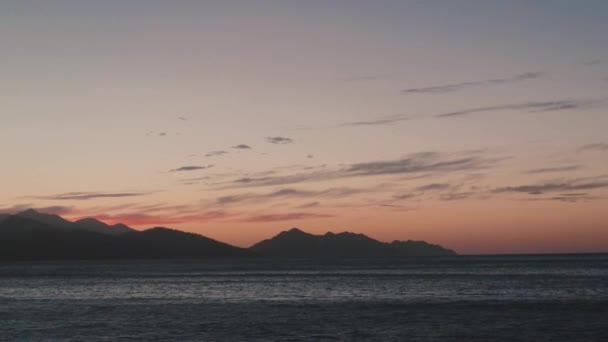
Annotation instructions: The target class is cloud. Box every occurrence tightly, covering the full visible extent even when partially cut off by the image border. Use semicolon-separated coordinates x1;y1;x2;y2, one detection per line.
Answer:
403;72;542;94
579;143;608;152
217;187;367;205
170;165;213;172
91;211;230;227
223;151;500;188
519;193;596;203
33;192;152;201
266;136;293;144
337;116;409;127
238;212;333;222
584;59;608;66
0;204;74;215
439;192;476;201
341;75;390;83
493;176;608;195
526;165;581;174
345;152;496;177
337;97;604;127
232;144;252;149
393;193;417;200
205;151;228;157
434;99;605;118
393;181;481;202
295;201;320;208
415;183;452;191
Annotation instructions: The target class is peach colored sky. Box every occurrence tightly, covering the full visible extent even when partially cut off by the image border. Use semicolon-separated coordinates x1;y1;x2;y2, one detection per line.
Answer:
1;1;608;254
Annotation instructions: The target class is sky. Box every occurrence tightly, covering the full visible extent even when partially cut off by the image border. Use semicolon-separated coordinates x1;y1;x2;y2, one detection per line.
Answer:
1;0;607;254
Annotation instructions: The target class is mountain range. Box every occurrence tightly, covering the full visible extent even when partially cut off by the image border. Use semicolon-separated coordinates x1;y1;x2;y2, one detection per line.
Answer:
0;209;456;260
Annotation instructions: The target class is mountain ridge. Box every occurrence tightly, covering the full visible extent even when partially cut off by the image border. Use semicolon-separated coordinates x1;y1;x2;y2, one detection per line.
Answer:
0;209;457;260
252;227;456;257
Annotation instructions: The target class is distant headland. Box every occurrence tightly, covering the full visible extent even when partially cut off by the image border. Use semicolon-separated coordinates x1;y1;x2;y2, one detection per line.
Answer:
0;209;456;260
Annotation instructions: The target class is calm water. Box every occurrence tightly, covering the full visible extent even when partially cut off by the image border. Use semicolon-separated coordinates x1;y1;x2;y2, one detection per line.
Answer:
1;255;607;341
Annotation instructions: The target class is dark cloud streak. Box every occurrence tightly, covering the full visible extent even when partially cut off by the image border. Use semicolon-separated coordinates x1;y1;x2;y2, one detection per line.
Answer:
337;116;409;127
34;192;152;201
494;177;608;195
205;151;228;157
217;187;366;205
222;151;500;189
403;72;542;94
238;212;333;222
266;136;293;144
526;165;581;174
435;99;604;119
170;165;213;172
580;143;608;152
232;144;252;149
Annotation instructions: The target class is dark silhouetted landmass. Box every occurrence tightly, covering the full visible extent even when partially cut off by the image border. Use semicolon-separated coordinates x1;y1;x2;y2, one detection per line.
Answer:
15;209;135;235
73;217;134;235
0;210;456;260
251;228;456;257
0;211;249;260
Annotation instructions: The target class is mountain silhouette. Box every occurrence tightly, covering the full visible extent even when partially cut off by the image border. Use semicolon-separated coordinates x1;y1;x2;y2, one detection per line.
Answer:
73;217;134;235
0;210;456;260
13;209;135;235
251;227;456;257
0;210;249;260
16;209;75;230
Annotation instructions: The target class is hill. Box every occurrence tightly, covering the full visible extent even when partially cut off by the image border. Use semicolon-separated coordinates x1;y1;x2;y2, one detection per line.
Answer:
251;228;456;257
0;212;250;260
0;210;456;260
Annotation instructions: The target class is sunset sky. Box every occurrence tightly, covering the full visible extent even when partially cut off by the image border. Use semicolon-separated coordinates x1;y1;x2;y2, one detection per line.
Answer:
1;1;608;254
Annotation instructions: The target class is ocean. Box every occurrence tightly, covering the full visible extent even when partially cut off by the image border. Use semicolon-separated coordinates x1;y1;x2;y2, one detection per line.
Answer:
1;255;607;341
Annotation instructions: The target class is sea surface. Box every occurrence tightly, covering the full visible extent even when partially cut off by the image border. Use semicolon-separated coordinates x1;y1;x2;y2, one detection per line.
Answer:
1;255;607;341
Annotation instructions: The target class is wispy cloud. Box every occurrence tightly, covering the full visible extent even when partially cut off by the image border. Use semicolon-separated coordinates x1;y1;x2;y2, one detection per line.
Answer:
232;144;252;149
170;165;213;172
338;118;409;127
435;99;604;119
33;192;153;201
345;152;496;177
393;181;482;202
223;151;501;189
266;136;293;144
205;151;228;157
526;165;581;174
393;193;417;200
336;115;409;127
415;183;452;191
295;201;320;208
584;59;608;66
91;210;230;227
579;143;608;152
518;193;597;203
238;212;333;222
0;204;74;215
337;98;604;127
493;176;608;195
217;187;367;205
439;192;477;201
403;72;542;94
